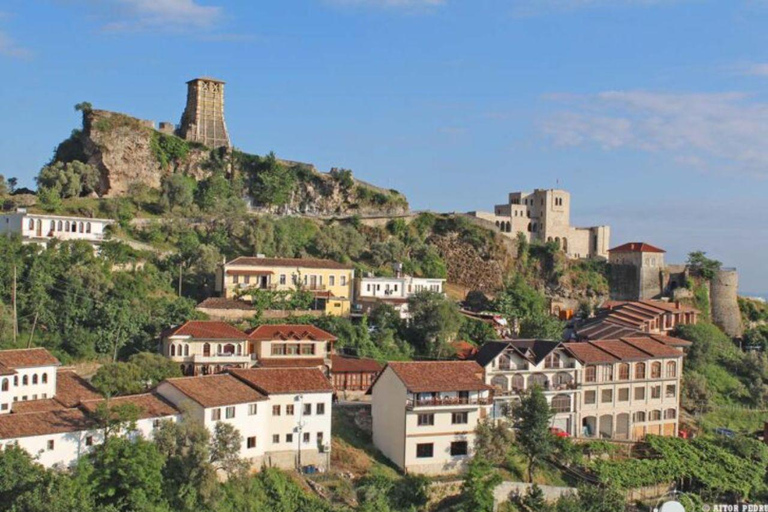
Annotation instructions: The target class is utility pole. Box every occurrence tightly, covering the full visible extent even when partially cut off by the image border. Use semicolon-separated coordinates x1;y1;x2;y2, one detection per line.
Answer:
12;265;17;345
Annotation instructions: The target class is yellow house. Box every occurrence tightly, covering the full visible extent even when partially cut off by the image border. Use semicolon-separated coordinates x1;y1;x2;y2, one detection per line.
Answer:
215;256;355;316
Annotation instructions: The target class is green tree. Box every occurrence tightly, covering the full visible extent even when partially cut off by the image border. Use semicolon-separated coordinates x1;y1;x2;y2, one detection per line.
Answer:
513;386;555;482
36;185;62;213
687;251;722;280
406;291;462;357
160;173;197;212
210;422;247;478
458;456;501;512
474;417;515;466
37;161;99;198
248;152;296;207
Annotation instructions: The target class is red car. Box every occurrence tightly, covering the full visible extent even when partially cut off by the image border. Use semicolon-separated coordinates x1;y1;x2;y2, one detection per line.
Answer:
549;427;570;438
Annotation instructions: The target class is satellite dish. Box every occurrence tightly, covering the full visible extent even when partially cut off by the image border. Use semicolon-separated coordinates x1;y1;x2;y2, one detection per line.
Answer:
659;501;685;512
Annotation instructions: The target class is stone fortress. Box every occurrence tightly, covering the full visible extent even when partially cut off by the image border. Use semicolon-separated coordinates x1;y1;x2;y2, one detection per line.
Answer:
469;188;611;259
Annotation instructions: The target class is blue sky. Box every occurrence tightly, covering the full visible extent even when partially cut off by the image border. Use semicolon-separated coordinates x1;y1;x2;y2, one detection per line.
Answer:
1;0;767;294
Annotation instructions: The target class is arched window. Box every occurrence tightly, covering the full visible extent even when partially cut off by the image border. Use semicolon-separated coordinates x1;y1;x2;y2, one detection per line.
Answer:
665;361;677;378
529;373;548;389
551;394;571;413
633;411;646;423
618;363;630;381
664;408;676;420
236;344;242;355
527;222;532;232
28;219;34;230
203;343;211;357
58;220;63;231
649;410;662;421
223;344;235;355
602;364;614;382
498;355;512;370
32;374;38;385
1;379;8;391
512;374;525;391
491;376;508;391
41;373;47;384
13;376;18;386
170;344;176;357
651;362;662;379
184;344;189;356
50;220;56;232
86;222;92;233
65;221;70;231
635;362;646;380
78;222;84;233
584;365;597;383
22;375;28;386
544;352;561;369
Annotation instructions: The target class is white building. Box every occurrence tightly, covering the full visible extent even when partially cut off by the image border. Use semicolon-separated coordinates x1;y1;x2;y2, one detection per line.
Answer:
0;210;112;247
0;348;61;413
162;320;253;376
370;361;493;475
246;324;336;372
356;275;446;319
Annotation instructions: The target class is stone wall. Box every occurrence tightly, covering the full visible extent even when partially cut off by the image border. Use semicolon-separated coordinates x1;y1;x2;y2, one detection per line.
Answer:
493;482;577;511
711;269;744;337
609;264;639;300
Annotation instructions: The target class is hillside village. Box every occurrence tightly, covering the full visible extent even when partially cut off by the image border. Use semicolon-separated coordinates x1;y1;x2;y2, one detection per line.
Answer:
0;78;766;512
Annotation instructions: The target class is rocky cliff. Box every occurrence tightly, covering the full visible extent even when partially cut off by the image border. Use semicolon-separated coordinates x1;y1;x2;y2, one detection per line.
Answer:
51;109;409;216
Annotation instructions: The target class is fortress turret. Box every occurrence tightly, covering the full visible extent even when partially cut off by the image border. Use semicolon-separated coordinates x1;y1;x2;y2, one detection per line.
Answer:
177;77;231;148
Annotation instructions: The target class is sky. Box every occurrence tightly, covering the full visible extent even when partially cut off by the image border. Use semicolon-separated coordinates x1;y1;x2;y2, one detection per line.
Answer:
1;0;767;294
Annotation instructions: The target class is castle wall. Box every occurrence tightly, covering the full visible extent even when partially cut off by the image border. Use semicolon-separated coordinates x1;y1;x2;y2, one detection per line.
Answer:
710;269;743;337
609;264;639;300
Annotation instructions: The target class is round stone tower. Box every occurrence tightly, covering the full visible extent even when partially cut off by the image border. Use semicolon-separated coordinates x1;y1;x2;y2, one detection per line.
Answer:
710;268;743;338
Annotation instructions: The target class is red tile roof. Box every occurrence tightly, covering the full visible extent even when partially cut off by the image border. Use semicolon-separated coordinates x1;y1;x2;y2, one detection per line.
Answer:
227;256;354;270
330;355;382;373
81;393;179;419
11;399;66;414
230;368;333;395
564;337;684;364
645;334;693;348
619;337;685;358
52;371;103;408
162;374;267;408
384;361;492;393
562;342;619;364
0;409;95;439
258;358;325;368
608;242;665;253
0;348;60;370
247;324;337;342
165;321;248;340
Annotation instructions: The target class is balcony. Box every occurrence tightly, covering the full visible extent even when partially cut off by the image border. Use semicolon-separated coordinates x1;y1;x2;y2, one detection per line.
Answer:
192;353;252;365
406;396;493;410
305;283;327;291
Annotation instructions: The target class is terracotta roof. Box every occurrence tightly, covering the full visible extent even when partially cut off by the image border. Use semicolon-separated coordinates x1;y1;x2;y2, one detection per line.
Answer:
646;334;693;348
619;337;684;358
162;374;267;408
227;256;354;270
164;320;248;340
11;399;67;414
608;242;665;253
81;393;179;419
330;355;382;373
247;324;337;342
562;342;619;364
450;341;479;361
54;371;103;408
0;409;95;439
384;361;492;393
564;337;683;364
0;348;60;370
196;298;255;311
258;358;325;368
225;269;274;276
587;339;650;361
230;368;333;394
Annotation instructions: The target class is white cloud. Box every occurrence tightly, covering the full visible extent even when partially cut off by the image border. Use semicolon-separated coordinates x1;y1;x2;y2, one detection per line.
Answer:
325;0;445;9
541;90;768;176
97;0;222;31
0;30;31;58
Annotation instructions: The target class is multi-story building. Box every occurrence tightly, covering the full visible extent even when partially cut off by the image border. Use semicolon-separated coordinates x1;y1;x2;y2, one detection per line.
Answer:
356;275;446;318
0;348;61;412
370;361;493;475
0;209;112;247
475;340;580;435
246;324;336;372
468;188;610;259
215;256;355;316
162;320;252;376
329;355;382;394
572;300;699;341
608;242;668;300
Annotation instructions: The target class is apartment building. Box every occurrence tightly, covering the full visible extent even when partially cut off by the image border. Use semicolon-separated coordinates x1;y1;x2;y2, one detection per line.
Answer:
162;320;252;376
0;209;112;247
215;256;355;316
370;361;493;475
355;275;446;318
572;300;699;341
0;348;61;413
246;324;336;371
475;340;580;435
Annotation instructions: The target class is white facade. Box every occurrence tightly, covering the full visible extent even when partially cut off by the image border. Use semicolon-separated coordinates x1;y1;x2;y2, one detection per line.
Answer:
0;210;112;246
356;275;446;319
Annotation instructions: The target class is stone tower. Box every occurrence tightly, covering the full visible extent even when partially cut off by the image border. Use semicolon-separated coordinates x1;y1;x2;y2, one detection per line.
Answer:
710;268;743;337
608;242;666;300
178;77;231;148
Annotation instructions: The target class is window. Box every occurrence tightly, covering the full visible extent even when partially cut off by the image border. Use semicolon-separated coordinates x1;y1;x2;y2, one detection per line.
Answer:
86;436;93;447
247;437;256;449
666;361;677;378
32;374;38;385
618;363;630;381
635;387;646;400
153;419;161;429
272;434;280;444
317;432;324;446
635;362;646;380
279;274;286;285
272;344;286;356
551;395;571;413
664;408;677;420
450;441;468;456
602;365;614;382
329;276;335;286
22;375;28;386
47;440;54;451
649;410;662;421
651;362;662;379
633;411;646;423
286;404;294;415
416;443;433;458
452;412;469;424
316;403;325;415
272;405;281;416
584;390;596;404
301;344;315;355
665;385;676;398
211;408;221;421
243;275;250;284
618;388;629;402
0;404;7;411
651;386;661;399
601;389;613;403
584;366;596;383
286;433;293;443
249;404;258;416
303;432;310;443
340;276;347;286
225;406;235;419
417;414;434;426
233;275;239;284
13;376;17;386
303;403;312;416
1;379;7;392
